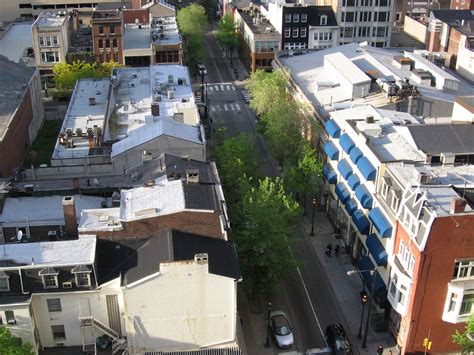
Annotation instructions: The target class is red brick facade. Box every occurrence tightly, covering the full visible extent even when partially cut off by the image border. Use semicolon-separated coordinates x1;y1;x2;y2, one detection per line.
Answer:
0;89;33;177
450;0;474;10
92;15;124;64
123;9;150;24
398;215;474;354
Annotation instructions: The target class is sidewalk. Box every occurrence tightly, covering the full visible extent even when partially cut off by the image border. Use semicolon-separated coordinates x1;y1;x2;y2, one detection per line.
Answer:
300;211;398;355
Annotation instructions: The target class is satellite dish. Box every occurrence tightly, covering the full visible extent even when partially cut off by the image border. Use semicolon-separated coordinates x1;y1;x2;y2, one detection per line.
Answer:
17;230;23;241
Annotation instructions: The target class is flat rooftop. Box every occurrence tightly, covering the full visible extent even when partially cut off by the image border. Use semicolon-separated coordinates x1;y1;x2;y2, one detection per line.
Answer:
276;42;473;113
238;8;279;36
0;56;35;142
0;22;33;63
0;195;107;226
151;16;181;46
124;25;151;50
387;162;474;216
330;105;424;162
33;11;68;28
0;234;96;268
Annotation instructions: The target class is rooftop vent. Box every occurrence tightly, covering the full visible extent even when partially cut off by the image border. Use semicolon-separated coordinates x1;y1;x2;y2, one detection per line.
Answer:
89;97;96;105
366;115;375;123
441;152;455;166
194;253;208;265
186;169;199;183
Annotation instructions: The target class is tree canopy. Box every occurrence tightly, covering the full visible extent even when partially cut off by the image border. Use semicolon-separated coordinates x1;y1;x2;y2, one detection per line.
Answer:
453;314;474;354
216;13;238;58
0;327;34;355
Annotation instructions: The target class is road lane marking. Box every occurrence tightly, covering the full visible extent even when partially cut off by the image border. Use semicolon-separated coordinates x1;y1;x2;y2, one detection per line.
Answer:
211;57;224;83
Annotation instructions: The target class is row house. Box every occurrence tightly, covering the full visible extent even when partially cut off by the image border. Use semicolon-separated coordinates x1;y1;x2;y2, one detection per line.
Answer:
91;6;125;64
261;0;339;51
322;105;474;353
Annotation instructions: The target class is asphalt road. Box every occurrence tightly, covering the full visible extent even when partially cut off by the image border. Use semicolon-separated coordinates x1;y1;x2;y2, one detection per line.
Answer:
200;30;355;354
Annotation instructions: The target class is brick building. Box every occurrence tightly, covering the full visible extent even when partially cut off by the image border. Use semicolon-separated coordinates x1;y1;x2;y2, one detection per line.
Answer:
450;0;474;10
0;57;44;178
91;6;124;64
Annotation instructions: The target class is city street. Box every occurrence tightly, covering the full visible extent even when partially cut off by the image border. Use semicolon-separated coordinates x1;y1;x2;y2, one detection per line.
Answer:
197;27;361;354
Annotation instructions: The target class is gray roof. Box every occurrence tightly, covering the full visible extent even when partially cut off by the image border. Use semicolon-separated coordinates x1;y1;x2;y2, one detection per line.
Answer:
97;230;241;285
407;124;474;155
183;183;219;211
0;56;35;139
431;9;474;26
308;6;338;27
163;154;216;183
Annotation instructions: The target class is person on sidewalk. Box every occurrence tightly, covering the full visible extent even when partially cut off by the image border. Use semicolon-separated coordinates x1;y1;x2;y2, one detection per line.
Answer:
325;243;333;257
377;345;384;354
334;244;340;257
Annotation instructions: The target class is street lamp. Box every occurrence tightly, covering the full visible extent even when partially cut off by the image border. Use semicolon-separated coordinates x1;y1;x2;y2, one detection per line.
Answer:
347;268;378;349
358;290;368;338
265;302;272;347
310;197;317;236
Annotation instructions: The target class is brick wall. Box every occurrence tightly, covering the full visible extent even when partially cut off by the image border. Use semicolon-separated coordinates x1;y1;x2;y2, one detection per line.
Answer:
90;211;224;240
92;19;124;64
123;9;150;24
0;89;33;178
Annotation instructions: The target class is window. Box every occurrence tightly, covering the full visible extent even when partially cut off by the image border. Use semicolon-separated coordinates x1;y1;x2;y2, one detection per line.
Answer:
377;11;388;22
75;272;91;287
41;51;60;63
453;260;474;280
39;36;44;46
284;28;291;38
448;292;459;312
381;180;390;198
460;293;474;316
106;39;110;48
408;256;416;274
98;39;103;48
398;285;407;305
19;3;33;8
112;38;117;48
0;275;9;292
300;28;307;37
52;36;58;46
5;311;16;325
51;325;66;340
47;298;62;312
345;12;355;22
285;14;291;23
98;25;104;34
46;36;51;46
391;192;400;212
395;12;401;21
293;14;299;22
301;13;307;22
320;15;327;25
343;27;353;38
292;28;299;37
389;275;397;297
109;25;115;34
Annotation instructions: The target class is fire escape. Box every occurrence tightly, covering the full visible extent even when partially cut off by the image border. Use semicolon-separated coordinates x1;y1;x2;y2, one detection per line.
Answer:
80;315;128;354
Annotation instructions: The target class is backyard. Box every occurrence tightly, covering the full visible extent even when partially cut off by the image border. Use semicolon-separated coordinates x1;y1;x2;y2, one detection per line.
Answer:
24;120;62;168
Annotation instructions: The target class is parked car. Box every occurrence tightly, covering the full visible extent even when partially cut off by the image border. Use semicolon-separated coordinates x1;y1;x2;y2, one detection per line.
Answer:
197;63;207;75
325;324;352;354
270;311;294;348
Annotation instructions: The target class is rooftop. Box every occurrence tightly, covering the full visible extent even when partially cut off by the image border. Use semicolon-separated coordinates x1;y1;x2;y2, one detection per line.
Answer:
0;22;33;63
276;42;473;116
387;162;474;216
33;11;68;28
0;195;107;226
431;9;474;26
238;7;279;36
124;25;151;51
0;56;35;142
53;65;199;161
330;105;424;162
0;234;96;268
151;16;181;46
96;230;241;285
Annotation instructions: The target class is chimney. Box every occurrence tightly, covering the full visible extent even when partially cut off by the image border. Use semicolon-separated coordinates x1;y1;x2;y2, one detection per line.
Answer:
186;169;199;184
63;196;78;238
194;253;208;265
450;197;467;214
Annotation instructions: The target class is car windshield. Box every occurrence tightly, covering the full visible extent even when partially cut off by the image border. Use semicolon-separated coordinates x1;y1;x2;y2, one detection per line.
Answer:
276;325;291;336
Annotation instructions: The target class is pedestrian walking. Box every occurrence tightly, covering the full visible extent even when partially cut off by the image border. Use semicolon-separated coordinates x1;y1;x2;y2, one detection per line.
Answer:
334;244;340;257
377;345;384;355
325;243;332;257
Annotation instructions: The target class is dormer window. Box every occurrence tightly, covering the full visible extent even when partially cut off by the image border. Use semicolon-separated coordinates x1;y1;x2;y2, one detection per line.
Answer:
72;265;92;288
0;272;10;292
39;267;59;289
320;15;327;25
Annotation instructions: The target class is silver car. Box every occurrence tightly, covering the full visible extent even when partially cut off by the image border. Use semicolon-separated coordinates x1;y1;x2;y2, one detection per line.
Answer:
270;311;294;348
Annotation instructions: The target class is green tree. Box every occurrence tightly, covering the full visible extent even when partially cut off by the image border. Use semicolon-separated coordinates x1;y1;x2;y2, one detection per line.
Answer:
0;327;34;355
176;4;208;73
216;14;238;61
52;60;122;99
245;68;288;117
453;314;474;354
235;177;302;296
284;142;323;211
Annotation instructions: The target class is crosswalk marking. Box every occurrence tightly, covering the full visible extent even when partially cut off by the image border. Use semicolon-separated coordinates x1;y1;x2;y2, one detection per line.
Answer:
220;85;225;91
235;103;241;110
211;106;216;112
225;85;231;90
204;85;237;92
209;103;242;112
224;104;229;111
209;86;214;91
231;86;236;91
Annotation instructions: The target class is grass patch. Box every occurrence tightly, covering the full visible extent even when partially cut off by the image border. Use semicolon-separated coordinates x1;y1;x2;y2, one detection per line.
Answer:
24;120;62;168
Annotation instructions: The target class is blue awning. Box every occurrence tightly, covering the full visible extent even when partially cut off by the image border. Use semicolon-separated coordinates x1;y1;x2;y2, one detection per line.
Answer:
324;141;339;161
347;174;360;191
335;183;351;203
345;198;358;215
325;119;341;138
323;165;337;184
350;147;363;164
366;234;388;266
337;159;352;180
357;256;386;292
355;184;373;209
352;209;370;235
339;133;355;154
369;208;393;238
357;156;376;181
